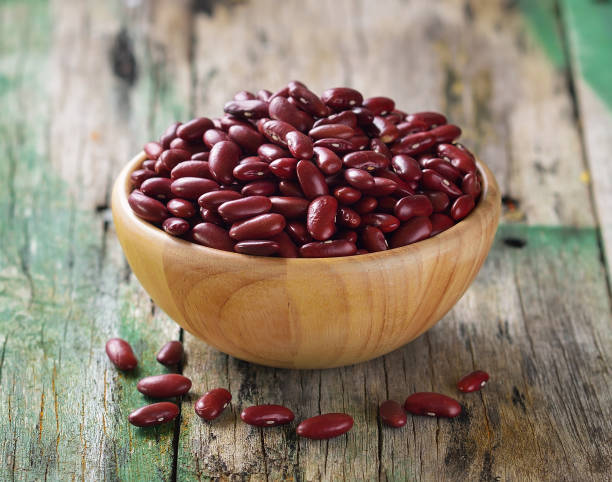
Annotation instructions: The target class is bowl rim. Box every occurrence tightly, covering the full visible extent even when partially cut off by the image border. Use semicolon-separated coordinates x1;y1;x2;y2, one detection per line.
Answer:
112;151;501;264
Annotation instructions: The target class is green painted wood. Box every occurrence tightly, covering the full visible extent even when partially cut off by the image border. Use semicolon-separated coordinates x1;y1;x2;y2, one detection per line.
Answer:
0;0;191;480
560;0;612;284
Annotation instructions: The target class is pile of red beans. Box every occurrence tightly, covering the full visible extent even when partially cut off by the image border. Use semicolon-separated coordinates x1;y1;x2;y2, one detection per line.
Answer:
128;81;481;257
106;338;489;437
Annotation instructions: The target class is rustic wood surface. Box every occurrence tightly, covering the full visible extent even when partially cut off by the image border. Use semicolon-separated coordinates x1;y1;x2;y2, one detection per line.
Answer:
0;0;610;481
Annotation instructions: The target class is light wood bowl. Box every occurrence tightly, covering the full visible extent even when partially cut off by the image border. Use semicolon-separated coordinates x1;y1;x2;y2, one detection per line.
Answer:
112;153;501;369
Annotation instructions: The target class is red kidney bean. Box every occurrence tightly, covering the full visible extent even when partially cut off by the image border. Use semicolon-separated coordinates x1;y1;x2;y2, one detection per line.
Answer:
405;111;446;129
223;99;269;119
296;160;329;199
436;143;476;174
396;119;428;136
238;155;264;165
169;138;206;156
390;154;422;182
241;180;276;197
137;374;192;398
128;190;169;223
288;81;328;117
156;341;183;366
154;159;171;177
257;89;273;101
309;124;354;140
218;196;272;222
338;230;358;243
191;223;235;251
131;169;157;188
261;119;295;146
171;160;212;180
312;147;342;175
337;206;361;229
160;148;191;170
321;87;363;110
160;122;181;149
229;213;286;240
286;221;312;244
361;213;400;233
268;96;312;131
425;191;450;212
234;90;256;101
234;240;280;256
232;161;270;182
129;402;179;427
200;207;224;225
258;143;291;162
347;135;370;151
240;405;295;427
343;151;389;171
352;106;375;126
105;338;137;371
354;196;378;214
307;195;338;240
198;190;242;211
450;194;475;220
144;141;164;160
195;388;232;420
333;186;362;205
314;110;358;128
228;125;265;153
203;128;230;149
208;140;241;184
220;115;253;132
391;132;436;156
141;177;174;200
177;117;214;141
190;151;210;161
462;172;482;198
390;216;433;248
394;195;433;221
163;217;190;236
377;196;397;213
421;169;462;197
457;370;490;392
362;177;397;197
269;158;298;179
421;158;461;182
379;400;407;428
171;177;219;200
344;168;374;190
429;213;453;236
404;392;462;418
361;225;388;252
268;231;298;258
370;137;393;159
286;130;314;159
313;137;354;153
373;116;400;143
300;239;357;258
212;118;222;129
430;124;461;143
142;159;157;170
269;196;309;219
296;413;354;439
364;96;395;116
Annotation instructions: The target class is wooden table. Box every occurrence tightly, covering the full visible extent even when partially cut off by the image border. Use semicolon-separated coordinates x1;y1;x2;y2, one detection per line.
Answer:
1;1;611;480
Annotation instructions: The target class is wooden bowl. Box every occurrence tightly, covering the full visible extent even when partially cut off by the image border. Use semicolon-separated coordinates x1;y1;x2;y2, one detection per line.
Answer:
112;153;501;369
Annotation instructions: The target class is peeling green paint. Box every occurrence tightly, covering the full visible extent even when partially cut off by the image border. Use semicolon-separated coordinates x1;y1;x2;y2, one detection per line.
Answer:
518;0;566;69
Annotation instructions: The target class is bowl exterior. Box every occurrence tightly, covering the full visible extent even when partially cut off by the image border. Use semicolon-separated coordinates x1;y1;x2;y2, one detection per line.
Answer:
112;153;500;369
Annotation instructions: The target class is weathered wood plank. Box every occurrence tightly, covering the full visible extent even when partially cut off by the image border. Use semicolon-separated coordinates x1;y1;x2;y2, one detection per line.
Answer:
560;0;612;280
0;0;192;479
